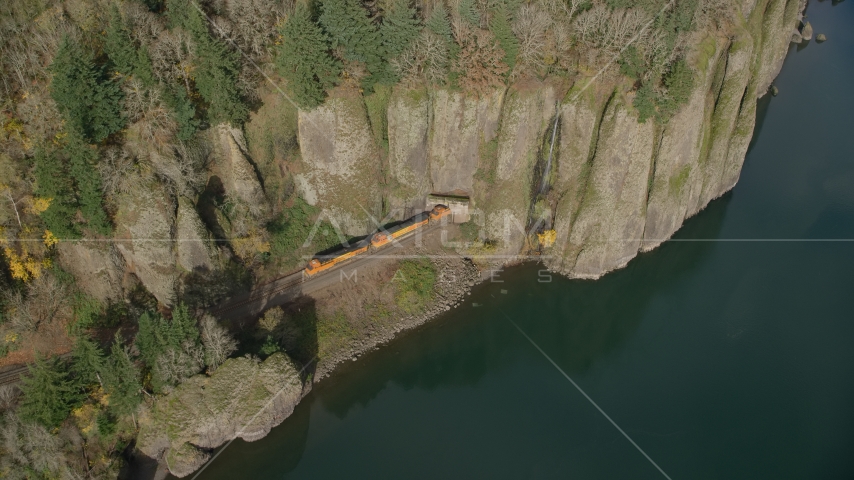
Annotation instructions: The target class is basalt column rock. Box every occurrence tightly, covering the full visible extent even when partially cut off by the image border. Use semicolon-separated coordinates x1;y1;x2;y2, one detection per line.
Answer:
427;89;505;195
296;88;384;235
693;31;755;214
386;87;431;219
213;124;270;217
563;97;656;278
175;197;215;273
549;86;611;273
643;37;727;251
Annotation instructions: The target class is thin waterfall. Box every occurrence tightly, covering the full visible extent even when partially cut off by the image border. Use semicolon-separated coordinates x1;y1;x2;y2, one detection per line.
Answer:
539;103;560;196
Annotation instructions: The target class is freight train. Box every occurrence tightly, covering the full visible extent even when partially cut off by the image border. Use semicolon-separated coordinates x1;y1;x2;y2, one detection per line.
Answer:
304;204;451;277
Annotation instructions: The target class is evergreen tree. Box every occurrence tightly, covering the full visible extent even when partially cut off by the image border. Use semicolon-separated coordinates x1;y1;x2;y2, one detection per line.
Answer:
163;86;199;140
489;8;519;72
134;312;162;368
275;4;341;108
105;5;137;76
32;148;79;239
319;0;387;89
102;335;142;416
18;355;84;428
64;132;112;235
165;0;193;30
135;304;200;369
458;0;480;26
619;46;647;81
380;0;421;81
71;336;105;388
169;0;247;125
50;37;125;143
634;81;657;123
169;303;200;347
134;46;157;87
663;58;694;105
142;0;164;12
426;5;458;58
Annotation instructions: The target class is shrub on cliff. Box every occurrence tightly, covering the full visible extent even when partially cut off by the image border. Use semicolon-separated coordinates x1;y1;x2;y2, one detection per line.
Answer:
453;26;509;95
633;58;695;123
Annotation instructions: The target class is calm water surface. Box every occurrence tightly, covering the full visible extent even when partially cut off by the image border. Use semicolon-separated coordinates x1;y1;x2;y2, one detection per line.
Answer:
192;2;854;478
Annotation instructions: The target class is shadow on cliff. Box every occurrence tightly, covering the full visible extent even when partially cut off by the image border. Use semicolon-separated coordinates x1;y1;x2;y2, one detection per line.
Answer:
232;294;321;385
746;92;774;157
314;194;734;419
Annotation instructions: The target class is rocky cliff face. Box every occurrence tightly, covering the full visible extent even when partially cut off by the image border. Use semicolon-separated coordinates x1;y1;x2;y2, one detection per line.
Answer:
292;0;802;277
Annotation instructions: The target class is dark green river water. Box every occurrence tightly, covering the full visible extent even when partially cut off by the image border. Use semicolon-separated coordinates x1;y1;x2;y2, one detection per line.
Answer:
191;2;854;478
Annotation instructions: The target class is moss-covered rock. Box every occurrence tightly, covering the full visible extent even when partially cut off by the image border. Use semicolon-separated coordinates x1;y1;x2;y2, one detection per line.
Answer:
477;84;557;256
137;352;308;478
642;36;726;251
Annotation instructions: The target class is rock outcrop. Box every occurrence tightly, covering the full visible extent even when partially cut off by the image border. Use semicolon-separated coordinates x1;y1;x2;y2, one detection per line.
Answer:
137;353;308;478
213;124;270;217
386;87;431;218
57;242;124;303
175;197;216;273
114;174;178;305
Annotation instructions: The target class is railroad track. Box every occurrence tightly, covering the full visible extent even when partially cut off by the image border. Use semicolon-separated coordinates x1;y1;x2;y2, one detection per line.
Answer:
0;365;28;387
211;274;305;317
0;353;71;387
210;224;444;319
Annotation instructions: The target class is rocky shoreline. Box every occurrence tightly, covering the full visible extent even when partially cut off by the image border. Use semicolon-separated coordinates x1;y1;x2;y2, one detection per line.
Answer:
313;250;485;381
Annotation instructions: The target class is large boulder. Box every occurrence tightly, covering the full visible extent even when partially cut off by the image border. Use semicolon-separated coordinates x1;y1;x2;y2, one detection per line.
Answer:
800;19;813;40
137;353;308;478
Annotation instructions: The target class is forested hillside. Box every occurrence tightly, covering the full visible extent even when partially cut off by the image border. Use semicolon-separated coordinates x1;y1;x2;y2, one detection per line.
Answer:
0;0;793;476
